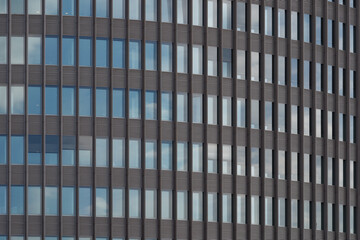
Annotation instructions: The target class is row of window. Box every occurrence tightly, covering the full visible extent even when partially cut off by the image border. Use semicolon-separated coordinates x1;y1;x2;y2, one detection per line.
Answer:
0;185;356;233
0;86;356;142
0;36;357;93
0;135;356;188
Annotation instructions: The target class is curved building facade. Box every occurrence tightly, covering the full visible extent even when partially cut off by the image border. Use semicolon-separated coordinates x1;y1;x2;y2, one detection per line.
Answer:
0;0;359;239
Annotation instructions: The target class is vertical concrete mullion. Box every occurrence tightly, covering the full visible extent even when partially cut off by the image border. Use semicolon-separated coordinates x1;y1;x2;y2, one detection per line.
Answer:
24;0;29;238
59;0;64;238
92;0;97;238
109;0;114;238
41;0;46;237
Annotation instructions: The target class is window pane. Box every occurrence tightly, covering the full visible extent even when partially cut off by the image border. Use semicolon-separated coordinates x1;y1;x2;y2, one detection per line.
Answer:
79;0;92;16
28;135;42;165
291;11;298;40
145;141;157;169
96;0;108;17
192;94;202;123
129;90;141;119
237;194;246;224
11;36;24;64
251;100;259;129
145;91;157;120
177;0;187;24
0;0;6;14
316;17;322;45
45;0;58;15
96;88;109;117
192;45;203;75
161;141;172;170
208;143;217;173
112;138;124;167
161;43;172;72
129;0;141;20
145;190;156;219
0;136;6;164
79;87;92;116
62;87;75;116
62;187;75;216
208;0;217;27
278;151;286;180
113;88;125;118
62;36;76;66
304;61;310;89
11;136;24;164
145;41;157;70
177;142;187;171
96;138;108;167
265;101;272;130
193;143;203;172
28;36;42;64
145;0;156;21
63;0;75;15
222;48;232;78
11;86;24;114
291;59;298;87
79;37;92;66
45;86;59;115
11;0;24;14
222;194;231;223
251;196;260;224
62;136;75;166
208;193;217;222
113;189;124;217
278;198;286;227
79;187;92;216
45;187;58;215
45;135;59;165
96;188;108;217
161;92;172;121
129;40;141;69
129;139;141;168
177;93;187;122
222;0;231;29
278;56;286;85
162;0;172;22
304;14;311;43
96;38;109;67
278;9;286;38
161;190;172;219
45;36;59;65
28;86;42;115
112;0;124;18
208;95;217;125
193;192;203;221
278;103;286;132
193;0;202;26
208;46;217;76
177;191;187;220
0;37;7;64
177;44;188;73
251;4;259;33
11;186;24;215
129;189;141;218
251;52;259;81
265;7;273;36
0;186;6;214
222;145;231;174
237;98;246;127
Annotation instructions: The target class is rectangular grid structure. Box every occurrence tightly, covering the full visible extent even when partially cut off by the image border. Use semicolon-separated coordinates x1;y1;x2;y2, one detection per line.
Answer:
0;0;359;239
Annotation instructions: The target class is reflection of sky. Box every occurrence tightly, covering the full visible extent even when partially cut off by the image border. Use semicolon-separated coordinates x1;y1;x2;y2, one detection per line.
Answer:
177;143;187;171
161;142;172;170
96;188;108;217
129;140;140;168
161;92;172;121
11;86;24;114
96;138;108;167
145;0;156;21
129;40;141;69
145;141;156;169
96;0;108;17
161;191;172;219
113;189;124;217
79;188;92;216
145;190;156;218
28;37;41;64
129;0;141;20
45;187;58;215
145;42;157;70
112;139;124;167
129;189;140;218
192;143;202;172
145;91;156;120
0;87;6;114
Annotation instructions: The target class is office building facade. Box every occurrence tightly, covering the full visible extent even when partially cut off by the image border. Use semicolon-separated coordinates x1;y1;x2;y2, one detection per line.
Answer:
0;0;359;239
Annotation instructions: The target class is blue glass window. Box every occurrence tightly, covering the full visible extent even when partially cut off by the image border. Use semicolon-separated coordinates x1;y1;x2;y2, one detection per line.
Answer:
79;187;92;216
113;39;125;68
11;186;24;215
45;186;58;215
291;59;298;87
129;0;141;20
161;0;172;22
96;188;109;217
79;87;92;116
161;92;172;121
28;37;42;64
79;136;92;166
161;43;172;72
62;187;75;216
113;188;124;217
129;139;141;168
62;136;75;166
79;0;92;16
45;36;59;65
304;14;311;43
96;138;109;167
0;37;6;64
129;40;141;69
62;36;76;66
96;88;109;117
96;0;109;17
28;86;42;115
0;86;6;114
62;87;75;116
161;141;172;170
11;0;24;14
46;135;59;165
10;36;23;65
28;186;41;215
11;86;24;115
28;0;42;14
0;136;6;164
113;88;125;118
96;38;109;67
112;138;124;167
145;91;157;120
79;37;92;66
0;186;7;214
177;44;188;73
113;0;124;18
28;135;42;165
63;0;75;15
45;86;58;115
45;0;59;15
129;89;141;119
146;41;157;70
145;140;156;169
11;136;24;164
145;0;157;21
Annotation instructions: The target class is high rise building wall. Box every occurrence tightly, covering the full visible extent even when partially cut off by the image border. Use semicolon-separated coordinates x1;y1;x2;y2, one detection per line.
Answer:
0;0;359;239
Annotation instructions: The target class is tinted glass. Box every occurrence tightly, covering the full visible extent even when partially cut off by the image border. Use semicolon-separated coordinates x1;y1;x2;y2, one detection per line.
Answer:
96;138;109;167
45;135;59;165
28;37;42;64
96;188;109;217
62;36;76;66
129;40;141;69
96;0;108;17
113;189;124;217
96;88;109;117
11;0;24;14
129;90;141;118
79;87;92;116
113;88;125;118
79;37;92;66
11;186;24;215
28;135;42;165
62;187;75;216
79;0;92;16
113;0;124;18
129;0;141;20
113;39;125;68
145;0;156;21
0;186;6;214
11;136;24;164
145;91;157;120
28;86;42;115
0;37;6;64
63;0;75;15
0;136;6;164
96;38;109;67
62;136;76;166
45;86;58;115
79;187;92;216
113;139;125;167
62;87;75;116
11;36;24;64
11;86;24;114
45;36;59;65
145;41;157;70
45;0;58;15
